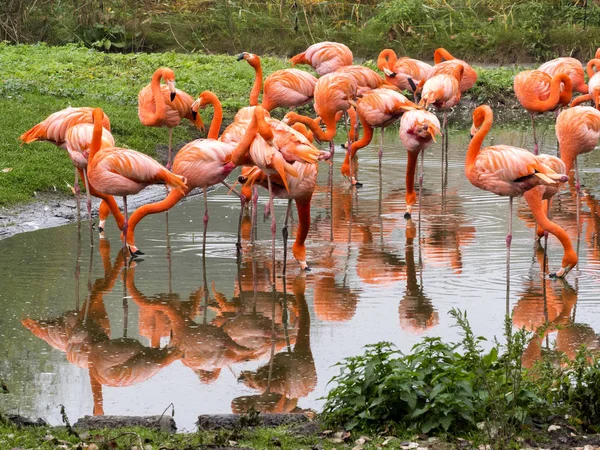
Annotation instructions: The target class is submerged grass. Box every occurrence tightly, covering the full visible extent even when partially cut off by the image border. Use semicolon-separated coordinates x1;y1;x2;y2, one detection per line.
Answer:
1;43;522;207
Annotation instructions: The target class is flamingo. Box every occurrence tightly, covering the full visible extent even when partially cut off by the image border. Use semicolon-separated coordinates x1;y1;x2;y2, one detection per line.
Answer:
555;106;600;193
340;89;420;184
19;107;111;220
232;106;320;261
400;109;441;219
539;56;588;94
290;41;352;76
335;65;398;92
569;59;600;109
239;162;317;271
64;123;125;230
465;105;567;249
87;108;187;252
522;154;578;277
237;52;317;111
431;48;477;93
138;67;204;170
513;70;573;155
377;49;432;94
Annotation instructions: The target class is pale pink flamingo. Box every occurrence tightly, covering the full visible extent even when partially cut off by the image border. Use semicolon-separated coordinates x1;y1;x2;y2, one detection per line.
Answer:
432;48;477;93
466;105;568;250
400;109;441;218
377;49;432;93
539;57;588;94
237;52;317;111
87;108;187;252
290;41;352;76
138;67;204;169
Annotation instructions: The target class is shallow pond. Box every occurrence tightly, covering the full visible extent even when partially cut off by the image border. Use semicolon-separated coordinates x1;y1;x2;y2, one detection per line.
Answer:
1;124;600;430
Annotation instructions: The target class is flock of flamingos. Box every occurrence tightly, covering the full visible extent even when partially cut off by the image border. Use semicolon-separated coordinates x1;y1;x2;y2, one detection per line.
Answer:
18;42;600;279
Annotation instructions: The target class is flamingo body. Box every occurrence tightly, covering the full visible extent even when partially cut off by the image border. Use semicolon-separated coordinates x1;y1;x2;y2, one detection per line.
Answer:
419;74;461;110
539;57;587;94
432;48;477;92
290;41;352;76
377;49;431;91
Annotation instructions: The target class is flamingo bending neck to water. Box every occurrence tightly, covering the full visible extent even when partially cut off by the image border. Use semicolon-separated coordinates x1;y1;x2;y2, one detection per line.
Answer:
290;41;353;76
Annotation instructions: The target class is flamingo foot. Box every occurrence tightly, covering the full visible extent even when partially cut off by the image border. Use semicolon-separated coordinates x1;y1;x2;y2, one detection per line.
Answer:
506;233;512;247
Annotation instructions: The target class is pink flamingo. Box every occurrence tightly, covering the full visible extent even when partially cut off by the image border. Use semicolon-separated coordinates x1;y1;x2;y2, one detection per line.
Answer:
377;49;431;94
466;105;568;250
87;108;187;252
431;48;477;93
138;67;204;169
290;41;352;76
539;57;588;94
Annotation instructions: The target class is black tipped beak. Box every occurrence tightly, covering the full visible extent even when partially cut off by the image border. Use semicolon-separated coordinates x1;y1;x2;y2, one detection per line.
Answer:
469;134;474;141
191;110;197;121
238;176;248;183
98;227;104;233
403;212;412;219
408;77;417;92
134;249;145;256
237;53;245;61
170;92;176;102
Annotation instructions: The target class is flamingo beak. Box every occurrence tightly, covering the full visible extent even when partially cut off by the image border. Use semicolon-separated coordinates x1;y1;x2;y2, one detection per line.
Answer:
191;99;199;121
167;80;176;101
383;68;396;77
347;98;358;108
237;53;246;61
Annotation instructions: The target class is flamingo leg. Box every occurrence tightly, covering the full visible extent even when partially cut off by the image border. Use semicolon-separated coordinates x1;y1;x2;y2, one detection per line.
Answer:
531;114;539;155
74;168;81;223
282;199;293;276
122;196;129;254
267;176;276;267
441;111;447;186
575;159;581;193
418;149;425;218
221;180;245;253
203;187;209;252
506;197;513;248
378;127;384;169
167;128;173;170
82;169;94;247
251;186;258;243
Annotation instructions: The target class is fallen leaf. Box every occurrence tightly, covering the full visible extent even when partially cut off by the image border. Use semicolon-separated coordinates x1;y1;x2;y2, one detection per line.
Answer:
2;168;12;173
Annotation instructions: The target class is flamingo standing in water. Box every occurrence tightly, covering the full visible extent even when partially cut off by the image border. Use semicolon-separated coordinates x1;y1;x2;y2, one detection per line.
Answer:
522;153;578;277
513;70;573;155
19;107;111;220
400;109;441;219
138;67;204;169
125;91;250;255
340;89;420;185
431;48;477;93
465;105;567;250
237;52;317;112
87;108;187;252
555;106;600;193
377;49;432;95
570;59;600;109
290;41;352;76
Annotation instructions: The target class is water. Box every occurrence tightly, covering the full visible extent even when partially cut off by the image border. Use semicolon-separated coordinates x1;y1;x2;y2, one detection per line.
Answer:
1;124;600;430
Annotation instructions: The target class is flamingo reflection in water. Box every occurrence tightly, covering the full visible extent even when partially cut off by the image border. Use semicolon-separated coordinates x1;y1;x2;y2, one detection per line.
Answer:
21;239;181;416
232;276;317;414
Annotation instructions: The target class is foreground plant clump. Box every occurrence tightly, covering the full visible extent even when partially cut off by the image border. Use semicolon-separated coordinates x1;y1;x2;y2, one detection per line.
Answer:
322;309;600;442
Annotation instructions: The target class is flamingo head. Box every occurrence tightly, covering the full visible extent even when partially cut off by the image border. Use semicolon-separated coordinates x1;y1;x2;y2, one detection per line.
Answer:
161;68;176;101
237;52;260;68
470;105;492;138
92;108;104;124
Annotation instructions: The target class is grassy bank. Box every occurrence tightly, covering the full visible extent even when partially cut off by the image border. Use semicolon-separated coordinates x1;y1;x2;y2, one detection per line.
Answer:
0;43;524;207
2;1;600;63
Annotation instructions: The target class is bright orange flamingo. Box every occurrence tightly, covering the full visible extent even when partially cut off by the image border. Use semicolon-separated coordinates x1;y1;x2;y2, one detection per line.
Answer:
290;41;352;76
431;48;477;93
138;67;204;170
19;107;111;219
513;70;573;155
466;105;567;249
232;106;320;260
340;89;420;184
539;57;588;94
239;162;317;270
521;154;577;277
569;59;600;108
126;91;268;256
237;52;317;111
87;108;187;252
377;49;432;93
400;109;441;219
555;106;600;193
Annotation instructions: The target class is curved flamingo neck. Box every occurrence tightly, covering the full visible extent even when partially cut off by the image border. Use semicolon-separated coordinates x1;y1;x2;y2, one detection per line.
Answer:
286;112;337;141
377;49;397;71
249;58;263;107
150;69;167;125
555;73;573;107
231;108;270;166
434;48;455;64
204;93;223;139
292;196;311;269
587;59;600;78
350;117;374;156
466;109;492;170
89;109;105;165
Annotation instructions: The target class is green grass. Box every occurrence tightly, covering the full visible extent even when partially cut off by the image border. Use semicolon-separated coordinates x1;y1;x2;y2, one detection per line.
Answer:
0;43;521;207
